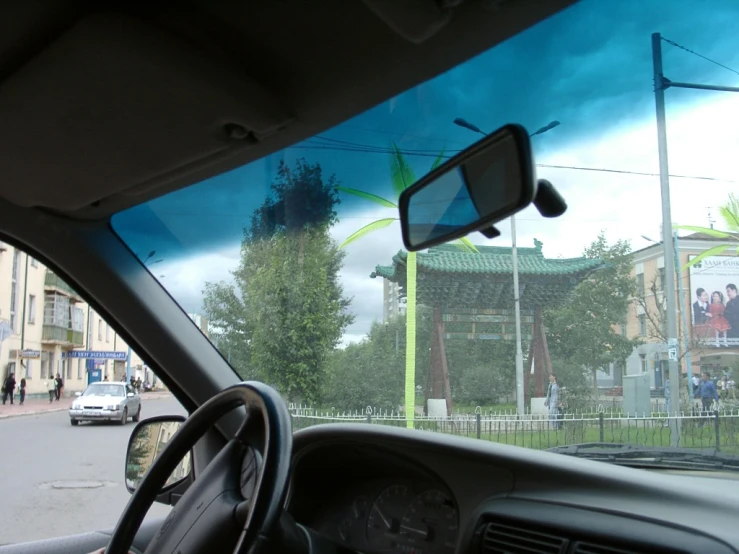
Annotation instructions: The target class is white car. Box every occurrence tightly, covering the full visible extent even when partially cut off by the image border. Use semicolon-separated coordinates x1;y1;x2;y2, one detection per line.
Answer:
69;382;142;426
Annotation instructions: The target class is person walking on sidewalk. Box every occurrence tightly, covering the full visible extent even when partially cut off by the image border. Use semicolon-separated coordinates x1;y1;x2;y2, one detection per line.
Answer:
2;372;16;405
19;377;26;405
46;376;56;403
55;373;64;401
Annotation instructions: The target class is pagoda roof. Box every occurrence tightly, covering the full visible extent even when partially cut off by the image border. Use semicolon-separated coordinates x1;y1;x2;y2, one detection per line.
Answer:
371;240;603;309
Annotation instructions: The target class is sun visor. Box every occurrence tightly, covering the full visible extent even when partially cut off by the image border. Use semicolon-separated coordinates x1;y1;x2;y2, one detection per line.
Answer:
0;13;293;211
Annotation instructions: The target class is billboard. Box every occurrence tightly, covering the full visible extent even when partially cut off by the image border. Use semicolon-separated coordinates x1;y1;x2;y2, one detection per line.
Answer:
688;255;739;348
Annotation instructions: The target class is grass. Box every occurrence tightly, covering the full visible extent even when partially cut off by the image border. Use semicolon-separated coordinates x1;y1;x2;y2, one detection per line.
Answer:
292;410;739;456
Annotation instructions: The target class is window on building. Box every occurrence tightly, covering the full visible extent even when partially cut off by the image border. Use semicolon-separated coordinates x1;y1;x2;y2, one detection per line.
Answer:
620;323;627;336
30;256;38;268
71;307;84;332
106;322;111;342
40;351;50;379
88;312;95;346
25;360;32;379
657;267;665;291
98;319;103;340
77;358;82;380
638;314;647;336
10;249;20;331
636;273;645;297
66;359;72;379
44;293;71;328
28;294;36;324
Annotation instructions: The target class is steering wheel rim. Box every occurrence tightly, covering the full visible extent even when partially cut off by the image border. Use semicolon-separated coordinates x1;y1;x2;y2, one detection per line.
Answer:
105;381;292;554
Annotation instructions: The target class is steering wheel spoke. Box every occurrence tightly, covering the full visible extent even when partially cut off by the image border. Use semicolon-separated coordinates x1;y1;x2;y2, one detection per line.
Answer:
104;382;292;554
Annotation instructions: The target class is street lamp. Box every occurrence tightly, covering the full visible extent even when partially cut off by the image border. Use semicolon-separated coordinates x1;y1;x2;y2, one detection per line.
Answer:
453;118;560;416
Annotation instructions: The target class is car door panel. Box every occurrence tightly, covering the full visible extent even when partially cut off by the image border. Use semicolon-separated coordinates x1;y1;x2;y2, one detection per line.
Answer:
0;516;166;554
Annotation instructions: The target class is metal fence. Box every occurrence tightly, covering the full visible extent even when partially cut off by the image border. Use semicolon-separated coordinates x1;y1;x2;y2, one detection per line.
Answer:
289;406;739;453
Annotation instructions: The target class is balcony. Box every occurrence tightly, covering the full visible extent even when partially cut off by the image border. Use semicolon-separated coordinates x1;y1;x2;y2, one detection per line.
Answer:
42;324;84;347
44;271;82;301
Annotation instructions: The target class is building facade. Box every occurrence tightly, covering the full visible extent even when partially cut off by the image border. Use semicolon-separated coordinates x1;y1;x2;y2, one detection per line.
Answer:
382;279;405;322
0;245;191;396
622;233;739;388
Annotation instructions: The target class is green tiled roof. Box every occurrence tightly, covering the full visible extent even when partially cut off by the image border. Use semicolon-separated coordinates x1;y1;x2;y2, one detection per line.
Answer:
371;240;603;309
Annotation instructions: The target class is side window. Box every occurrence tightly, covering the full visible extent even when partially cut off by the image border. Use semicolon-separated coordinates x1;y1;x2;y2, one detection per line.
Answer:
0;244;186;544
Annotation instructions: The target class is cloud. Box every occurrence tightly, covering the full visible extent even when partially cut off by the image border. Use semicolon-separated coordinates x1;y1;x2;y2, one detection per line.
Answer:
154;92;739;340
112;0;739;344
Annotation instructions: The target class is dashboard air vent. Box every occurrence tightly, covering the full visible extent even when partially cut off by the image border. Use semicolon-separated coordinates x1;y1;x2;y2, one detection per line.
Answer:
478;522;568;554
571;543;641;554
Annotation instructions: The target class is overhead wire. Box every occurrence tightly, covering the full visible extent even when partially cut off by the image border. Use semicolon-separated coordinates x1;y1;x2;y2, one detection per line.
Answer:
661;37;739;77
295;142;737;184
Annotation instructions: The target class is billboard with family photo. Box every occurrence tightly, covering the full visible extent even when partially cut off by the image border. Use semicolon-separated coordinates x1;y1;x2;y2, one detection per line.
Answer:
688;255;739;348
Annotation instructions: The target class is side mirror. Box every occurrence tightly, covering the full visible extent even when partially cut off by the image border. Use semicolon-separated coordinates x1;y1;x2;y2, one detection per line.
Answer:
75;391;82;397
125;415;192;495
398;123;567;251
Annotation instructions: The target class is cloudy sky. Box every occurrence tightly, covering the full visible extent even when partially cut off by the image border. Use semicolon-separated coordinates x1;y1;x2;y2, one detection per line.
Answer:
111;0;739;346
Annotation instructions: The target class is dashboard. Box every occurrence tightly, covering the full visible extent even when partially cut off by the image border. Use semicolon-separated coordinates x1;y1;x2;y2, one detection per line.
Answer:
297;477;458;554
289;424;739;554
288;439;465;554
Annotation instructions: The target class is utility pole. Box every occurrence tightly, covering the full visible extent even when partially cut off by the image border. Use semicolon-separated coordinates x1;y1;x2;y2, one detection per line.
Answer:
652;33;681;445
652;31;739;442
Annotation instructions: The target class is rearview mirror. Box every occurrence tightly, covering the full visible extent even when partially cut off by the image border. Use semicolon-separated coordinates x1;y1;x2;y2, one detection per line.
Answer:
398;123;567;251
125;416;192;493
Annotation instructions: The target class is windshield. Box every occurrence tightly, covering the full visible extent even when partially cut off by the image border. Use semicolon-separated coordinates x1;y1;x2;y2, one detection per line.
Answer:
83;384;125;397
112;0;739;463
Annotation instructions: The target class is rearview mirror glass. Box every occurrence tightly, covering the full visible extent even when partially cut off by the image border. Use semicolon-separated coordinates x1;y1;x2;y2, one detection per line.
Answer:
125;417;192;492
399;123;536;251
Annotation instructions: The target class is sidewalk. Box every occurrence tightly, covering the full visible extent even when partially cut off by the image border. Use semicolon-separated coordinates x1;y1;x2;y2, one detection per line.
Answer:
0;391;173;420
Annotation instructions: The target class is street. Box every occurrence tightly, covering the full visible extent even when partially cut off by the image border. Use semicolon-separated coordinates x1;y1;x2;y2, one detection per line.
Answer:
0;396;187;546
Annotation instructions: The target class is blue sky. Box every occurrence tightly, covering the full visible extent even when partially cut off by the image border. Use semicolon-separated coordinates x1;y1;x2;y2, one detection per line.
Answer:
112;0;739;342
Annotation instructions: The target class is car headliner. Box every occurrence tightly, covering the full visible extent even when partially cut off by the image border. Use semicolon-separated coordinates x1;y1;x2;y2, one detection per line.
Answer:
0;0;578;220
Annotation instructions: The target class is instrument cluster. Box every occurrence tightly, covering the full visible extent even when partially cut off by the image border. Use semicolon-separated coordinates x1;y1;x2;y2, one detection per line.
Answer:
310;478;458;554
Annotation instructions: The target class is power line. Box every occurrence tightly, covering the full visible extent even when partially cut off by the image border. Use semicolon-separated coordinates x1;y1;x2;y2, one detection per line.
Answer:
293;143;737;184
662;37;739;77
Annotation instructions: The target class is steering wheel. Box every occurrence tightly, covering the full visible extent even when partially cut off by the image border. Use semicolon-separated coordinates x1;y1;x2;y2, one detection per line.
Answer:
105;381;293;554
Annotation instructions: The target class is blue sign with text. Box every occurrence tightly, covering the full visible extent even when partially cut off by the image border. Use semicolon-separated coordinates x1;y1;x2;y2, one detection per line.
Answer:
64;351;127;360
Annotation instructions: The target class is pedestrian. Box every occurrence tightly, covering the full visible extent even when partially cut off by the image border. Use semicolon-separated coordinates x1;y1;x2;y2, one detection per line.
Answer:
544;373;561;430
2;372;16;405
695;372;719;421
19;377;26;405
46;376;56;403
55;373;64;401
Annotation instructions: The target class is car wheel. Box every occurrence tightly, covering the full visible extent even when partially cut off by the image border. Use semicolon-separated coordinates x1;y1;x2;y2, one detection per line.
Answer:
132;405;141;422
70;419;79;426
119;407;128;425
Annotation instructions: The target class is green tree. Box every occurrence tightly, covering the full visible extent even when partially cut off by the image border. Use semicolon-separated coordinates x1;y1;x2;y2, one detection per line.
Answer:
338;144;476;426
203;159;354;402
545;233;642;399
680;192;739;268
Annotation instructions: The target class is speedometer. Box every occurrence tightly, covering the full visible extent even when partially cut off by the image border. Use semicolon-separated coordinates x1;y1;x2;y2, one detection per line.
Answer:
399;489;458;552
367;484;413;550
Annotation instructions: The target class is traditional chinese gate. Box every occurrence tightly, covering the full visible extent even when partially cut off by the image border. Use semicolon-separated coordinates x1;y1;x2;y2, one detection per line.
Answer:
372;240;601;415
